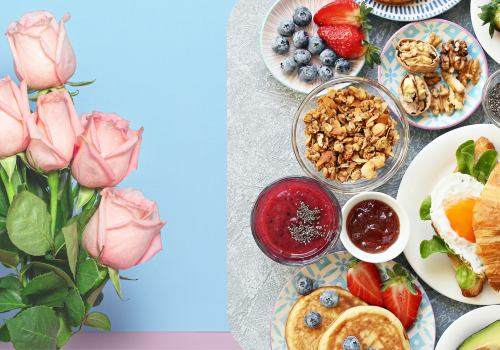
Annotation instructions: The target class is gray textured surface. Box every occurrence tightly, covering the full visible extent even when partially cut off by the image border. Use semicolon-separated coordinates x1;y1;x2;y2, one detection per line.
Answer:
227;1;498;349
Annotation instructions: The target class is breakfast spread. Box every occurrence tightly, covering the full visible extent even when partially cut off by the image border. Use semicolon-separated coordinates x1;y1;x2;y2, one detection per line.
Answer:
303;86;400;183
419;137;499;297
346;200;400;254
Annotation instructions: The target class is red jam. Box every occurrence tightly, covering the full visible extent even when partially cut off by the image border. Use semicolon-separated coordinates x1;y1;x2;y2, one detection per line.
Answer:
346;199;399;253
253;178;338;261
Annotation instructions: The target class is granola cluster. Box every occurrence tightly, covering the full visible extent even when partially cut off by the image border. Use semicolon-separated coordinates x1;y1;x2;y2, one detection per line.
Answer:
303;87;400;183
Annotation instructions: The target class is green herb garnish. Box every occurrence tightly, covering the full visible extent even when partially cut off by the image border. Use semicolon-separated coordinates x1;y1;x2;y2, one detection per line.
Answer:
419;195;432;220
420;235;456;258
456;264;476;290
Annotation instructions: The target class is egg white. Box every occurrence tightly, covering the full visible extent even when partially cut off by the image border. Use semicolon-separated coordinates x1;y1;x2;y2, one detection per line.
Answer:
430;173;486;275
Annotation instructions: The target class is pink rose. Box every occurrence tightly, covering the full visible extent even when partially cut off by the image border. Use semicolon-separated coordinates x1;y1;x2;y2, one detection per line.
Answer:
0;76;30;158
5;11;76;90
26;90;84;171
82;187;166;270
71;111;143;188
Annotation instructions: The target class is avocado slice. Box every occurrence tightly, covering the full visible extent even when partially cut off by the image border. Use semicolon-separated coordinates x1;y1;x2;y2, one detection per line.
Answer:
457;319;500;350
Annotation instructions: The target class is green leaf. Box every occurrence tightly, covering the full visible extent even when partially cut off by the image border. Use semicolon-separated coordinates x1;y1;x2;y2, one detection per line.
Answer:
120;276;138;281
108;267;125;301
456;264;476;290
22;271;68;307
77;247;88;268
94;291;104;307
5;306;59;350
67;79;96;87
0;155;17;183
420;235;456;258
21;261;75;288
86;278;108;307
0;233;20;268
83;312;111;331
0;216;5;234
473;149;498;184
76;186;96;212
25;167;50;207
0;324;10;342
0;177;8;218
76;258;101;294
0;276;26;312
456;140;475;175
56;316;72;349
419;195;432;220
54;229;66;256
63;288;85;327
62;222;79;279
10;162;25;196
6;191;52;256
55;169;72;234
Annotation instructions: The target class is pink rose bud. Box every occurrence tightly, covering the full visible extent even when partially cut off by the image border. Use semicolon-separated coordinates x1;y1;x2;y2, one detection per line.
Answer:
0;76;30;158
26;90;84;171
82;187;166;270
5;11;76;90
71;111;143;188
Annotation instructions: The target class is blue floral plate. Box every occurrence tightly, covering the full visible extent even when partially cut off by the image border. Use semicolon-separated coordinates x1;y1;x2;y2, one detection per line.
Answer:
354;0;461;22
270;251;436;350
378;19;489;130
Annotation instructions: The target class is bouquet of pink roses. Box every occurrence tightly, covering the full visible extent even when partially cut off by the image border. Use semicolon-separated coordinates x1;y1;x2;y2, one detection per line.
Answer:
0;11;166;350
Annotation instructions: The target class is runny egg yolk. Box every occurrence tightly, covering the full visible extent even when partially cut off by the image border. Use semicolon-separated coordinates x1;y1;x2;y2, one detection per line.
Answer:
444;195;476;243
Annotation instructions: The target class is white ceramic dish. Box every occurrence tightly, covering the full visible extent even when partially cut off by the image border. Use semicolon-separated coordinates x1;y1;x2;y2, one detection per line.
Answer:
270;251;436;350
398;124;500;305
340;192;410;263
260;0;367;94
471;0;500;65
435;305;500;350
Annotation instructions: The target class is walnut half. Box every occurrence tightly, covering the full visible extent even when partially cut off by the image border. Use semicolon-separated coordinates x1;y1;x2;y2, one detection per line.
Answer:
396;38;440;74
398;73;431;117
440;39;468;73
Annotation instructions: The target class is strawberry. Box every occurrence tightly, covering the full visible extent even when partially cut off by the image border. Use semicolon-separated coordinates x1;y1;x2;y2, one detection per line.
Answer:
479;0;500;38
317;24;381;68
381;264;422;330
314;0;372;29
346;259;384;307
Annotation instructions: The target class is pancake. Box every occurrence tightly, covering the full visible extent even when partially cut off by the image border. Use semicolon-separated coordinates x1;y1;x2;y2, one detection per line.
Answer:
318;306;411;350
285;287;368;350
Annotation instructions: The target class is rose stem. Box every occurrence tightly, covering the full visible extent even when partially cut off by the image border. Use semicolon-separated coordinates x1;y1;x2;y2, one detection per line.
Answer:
47;171;59;242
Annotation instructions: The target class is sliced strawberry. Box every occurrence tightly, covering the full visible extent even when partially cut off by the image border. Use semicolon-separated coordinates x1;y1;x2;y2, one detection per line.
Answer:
317;24;380;67
347;259;384;307
314;0;372;29
381;264;422;330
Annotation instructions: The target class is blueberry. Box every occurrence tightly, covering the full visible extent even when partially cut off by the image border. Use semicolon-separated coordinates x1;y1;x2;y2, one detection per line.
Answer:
293;30;309;49
320;49;338;66
304;311;322;328
295;276;313;295
334;58;352;75
277;19;296;37
342;336;361;350
293;6;312;27
293;49;312;66
308;37;325;55
318;66;334;82
320;290;339;308
298;66;318;83
281;57;298;75
364;348;375;350
272;36;290;55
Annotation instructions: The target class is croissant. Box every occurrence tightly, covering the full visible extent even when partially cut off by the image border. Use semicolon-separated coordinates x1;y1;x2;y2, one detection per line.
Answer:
473;162;500;292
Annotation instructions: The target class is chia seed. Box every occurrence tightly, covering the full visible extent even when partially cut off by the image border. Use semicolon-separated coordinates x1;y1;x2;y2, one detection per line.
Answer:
288;201;325;244
490;82;500;119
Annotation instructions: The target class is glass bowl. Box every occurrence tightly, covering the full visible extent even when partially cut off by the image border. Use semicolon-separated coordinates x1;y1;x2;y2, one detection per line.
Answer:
292;76;410;194
482;69;500;128
250;176;341;266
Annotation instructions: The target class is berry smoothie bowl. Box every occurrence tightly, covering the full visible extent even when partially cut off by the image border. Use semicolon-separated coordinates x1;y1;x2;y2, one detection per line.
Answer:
251;176;341;266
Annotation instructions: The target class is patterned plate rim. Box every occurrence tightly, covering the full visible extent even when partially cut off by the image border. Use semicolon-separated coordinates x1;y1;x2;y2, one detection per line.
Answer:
259;0;367;95
377;18;490;130
354;0;462;22
268;250;437;349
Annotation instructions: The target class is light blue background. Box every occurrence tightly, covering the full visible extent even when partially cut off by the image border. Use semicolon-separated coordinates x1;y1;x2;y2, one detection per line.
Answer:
0;0;237;332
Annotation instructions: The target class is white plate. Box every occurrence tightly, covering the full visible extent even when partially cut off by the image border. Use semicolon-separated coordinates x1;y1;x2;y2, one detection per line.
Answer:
270;251;436;350
471;0;500;65
435;305;500;350
397;124;500;305
260;0;366;94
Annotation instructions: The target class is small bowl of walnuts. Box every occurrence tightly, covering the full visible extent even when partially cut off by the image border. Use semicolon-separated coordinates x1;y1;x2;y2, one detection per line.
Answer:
292;76;409;194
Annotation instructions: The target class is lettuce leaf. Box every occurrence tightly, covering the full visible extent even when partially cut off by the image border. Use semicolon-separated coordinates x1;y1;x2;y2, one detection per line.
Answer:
420;235;456;258
456;140;475;175
474;149;498;184
419;195;432;220
456;264;476;290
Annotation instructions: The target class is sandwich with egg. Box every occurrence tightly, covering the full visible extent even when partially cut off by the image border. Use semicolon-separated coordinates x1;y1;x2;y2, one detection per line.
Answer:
419;137;499;297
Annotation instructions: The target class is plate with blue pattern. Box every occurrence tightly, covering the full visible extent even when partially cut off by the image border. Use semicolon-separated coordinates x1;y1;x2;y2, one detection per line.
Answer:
378;19;489;130
270;251;436;350
353;0;461;22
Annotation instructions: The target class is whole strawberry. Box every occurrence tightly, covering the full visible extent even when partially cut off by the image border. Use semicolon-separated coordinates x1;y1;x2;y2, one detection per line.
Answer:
314;0;373;29
317;24;381;68
381;264;422;330
478;0;500;38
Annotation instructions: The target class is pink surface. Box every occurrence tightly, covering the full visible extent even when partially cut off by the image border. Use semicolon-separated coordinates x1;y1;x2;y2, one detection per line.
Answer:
0;332;243;350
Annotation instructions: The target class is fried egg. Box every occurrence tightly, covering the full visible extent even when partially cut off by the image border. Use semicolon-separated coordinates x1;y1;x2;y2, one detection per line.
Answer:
430;173;486;275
